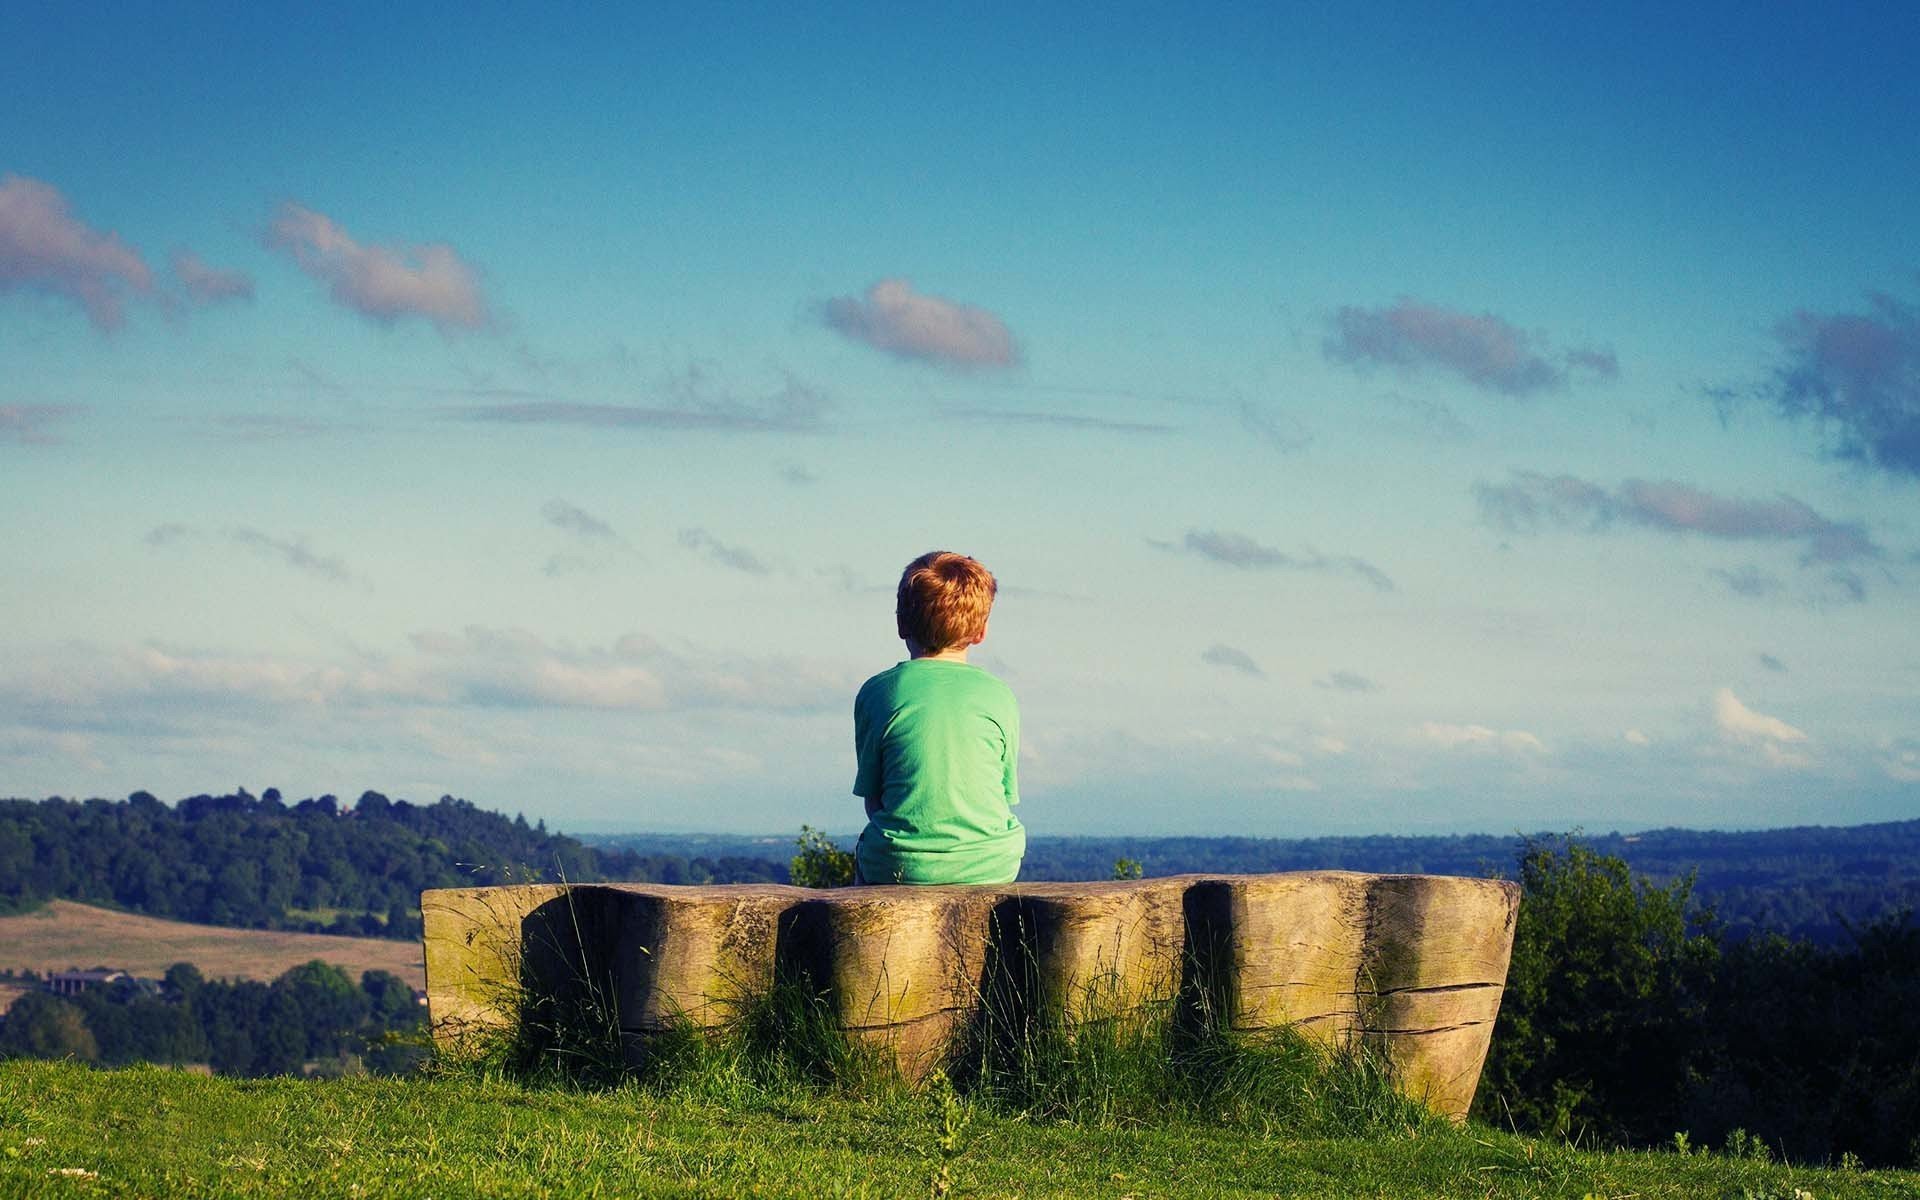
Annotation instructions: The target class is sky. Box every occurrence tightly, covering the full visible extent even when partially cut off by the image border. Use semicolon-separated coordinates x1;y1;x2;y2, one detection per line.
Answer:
3;3;1917;838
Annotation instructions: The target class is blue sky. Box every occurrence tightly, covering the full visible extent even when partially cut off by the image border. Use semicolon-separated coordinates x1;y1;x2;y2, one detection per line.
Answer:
3;3;1917;836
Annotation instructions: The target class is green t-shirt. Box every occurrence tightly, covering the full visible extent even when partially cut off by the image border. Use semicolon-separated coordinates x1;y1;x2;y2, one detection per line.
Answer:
852;658;1024;885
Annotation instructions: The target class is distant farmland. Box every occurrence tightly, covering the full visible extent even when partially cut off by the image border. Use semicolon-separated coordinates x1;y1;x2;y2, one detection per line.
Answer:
0;901;424;989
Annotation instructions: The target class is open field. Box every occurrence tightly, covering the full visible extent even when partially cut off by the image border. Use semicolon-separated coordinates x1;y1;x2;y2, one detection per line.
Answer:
0;901;423;988
2;1060;1914;1199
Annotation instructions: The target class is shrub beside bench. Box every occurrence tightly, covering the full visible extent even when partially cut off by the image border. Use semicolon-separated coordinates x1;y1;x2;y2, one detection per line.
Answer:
421;872;1519;1119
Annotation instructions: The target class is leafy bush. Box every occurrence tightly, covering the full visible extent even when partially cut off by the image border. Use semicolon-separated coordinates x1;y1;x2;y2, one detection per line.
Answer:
1476;835;1718;1143
789;826;855;888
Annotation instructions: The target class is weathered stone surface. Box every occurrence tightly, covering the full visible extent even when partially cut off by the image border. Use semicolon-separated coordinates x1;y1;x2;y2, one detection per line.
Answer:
1355;874;1521;1118
780;885;999;1080
421;871;1520;1118
994;879;1190;1021
595;883;802;1031
420;883;568;1053
1182;871;1373;1041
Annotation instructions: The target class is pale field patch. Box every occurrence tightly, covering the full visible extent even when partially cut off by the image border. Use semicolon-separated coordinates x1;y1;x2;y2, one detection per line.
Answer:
0;900;423;991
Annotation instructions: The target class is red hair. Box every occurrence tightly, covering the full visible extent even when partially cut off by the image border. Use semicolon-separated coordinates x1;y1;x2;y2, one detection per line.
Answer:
896;551;997;650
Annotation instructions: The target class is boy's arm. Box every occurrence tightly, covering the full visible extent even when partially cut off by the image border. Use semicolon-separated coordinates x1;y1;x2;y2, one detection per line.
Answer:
1001;698;1020;807
852;685;883;810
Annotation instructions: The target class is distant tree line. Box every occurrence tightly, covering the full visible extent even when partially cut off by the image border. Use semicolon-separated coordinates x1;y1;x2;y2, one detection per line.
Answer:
1480;836;1920;1168
0;960;424;1077
0;791;783;938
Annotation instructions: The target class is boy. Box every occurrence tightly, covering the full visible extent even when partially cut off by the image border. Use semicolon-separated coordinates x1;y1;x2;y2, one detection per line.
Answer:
852;551;1023;885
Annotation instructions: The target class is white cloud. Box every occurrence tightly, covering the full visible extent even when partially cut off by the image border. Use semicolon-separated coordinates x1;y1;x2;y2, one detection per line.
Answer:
0;175;154;329
1623;729;1651;746
171;250;254;305
1712;687;1811;768
1418;721;1547;755
265;202;490;332
1878;737;1920;782
820;278;1018;369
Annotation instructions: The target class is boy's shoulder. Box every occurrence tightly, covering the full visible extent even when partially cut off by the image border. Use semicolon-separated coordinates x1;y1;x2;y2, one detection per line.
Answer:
857;660;1014;704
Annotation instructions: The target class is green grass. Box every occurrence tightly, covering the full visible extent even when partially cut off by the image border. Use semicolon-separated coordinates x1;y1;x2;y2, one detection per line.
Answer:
3;1059;1916;1199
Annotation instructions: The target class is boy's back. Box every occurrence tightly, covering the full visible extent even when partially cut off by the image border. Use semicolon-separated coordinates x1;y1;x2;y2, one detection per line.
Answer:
852;550;1024;885
853;658;1023;884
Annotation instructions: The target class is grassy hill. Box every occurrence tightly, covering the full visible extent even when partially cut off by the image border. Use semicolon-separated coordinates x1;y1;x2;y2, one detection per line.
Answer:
2;1060;1913;1199
0;900;423;989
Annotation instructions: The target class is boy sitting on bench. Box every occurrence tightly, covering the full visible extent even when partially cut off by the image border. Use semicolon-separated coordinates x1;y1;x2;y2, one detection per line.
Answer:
852;551;1023;885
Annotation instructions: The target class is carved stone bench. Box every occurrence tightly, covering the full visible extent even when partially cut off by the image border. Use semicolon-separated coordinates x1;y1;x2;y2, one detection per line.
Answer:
422;872;1519;1119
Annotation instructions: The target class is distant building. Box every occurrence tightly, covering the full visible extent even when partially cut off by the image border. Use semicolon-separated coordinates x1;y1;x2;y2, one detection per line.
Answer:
45;969;130;997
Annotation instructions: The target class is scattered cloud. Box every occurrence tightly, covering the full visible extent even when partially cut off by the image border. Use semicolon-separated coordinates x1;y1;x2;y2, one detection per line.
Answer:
821;278;1018;369
171;250;253;305
1324;297;1615;396
542;554;599;578
403;627;850;713
678;528;770;575
228;527;356;584
0;404;80;446
1201;644;1264;678
1710;565;1785;599
1417;721;1546;755
781;463;816;486
1744;291;1920;478
1758;653;1787;673
447;376;826;433
8;628;850;721
542;499;616;540
1881;737;1920;783
1316;670;1380;693
1238;403;1312;452
0;174;154;330
1712;687;1810;768
204;413;344;441
1476;471;1883;565
143;523;194;547
939;407;1174;434
1623;729;1651;746
1166;529;1395;592
1376;391;1472;442
1824;567;1867;605
264;202;490;333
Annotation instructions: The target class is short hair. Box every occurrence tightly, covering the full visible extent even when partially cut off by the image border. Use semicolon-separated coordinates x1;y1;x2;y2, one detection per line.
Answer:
896;551;997;651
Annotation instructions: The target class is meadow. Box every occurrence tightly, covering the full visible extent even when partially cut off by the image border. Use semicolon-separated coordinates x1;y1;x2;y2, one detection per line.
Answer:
2;1059;1914;1199
0;901;424;987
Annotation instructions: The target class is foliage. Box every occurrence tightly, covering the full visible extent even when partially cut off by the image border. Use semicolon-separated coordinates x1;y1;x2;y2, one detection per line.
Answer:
1477;836;1720;1144
788;825;855;888
1111;856;1144;880
0;790;781;939
1481;836;1920;1168
1682;914;1920;1167
0;960;424;1077
0;992;97;1062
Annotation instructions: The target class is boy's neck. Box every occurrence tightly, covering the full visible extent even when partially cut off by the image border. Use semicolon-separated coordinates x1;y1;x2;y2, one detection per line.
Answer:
905;640;970;663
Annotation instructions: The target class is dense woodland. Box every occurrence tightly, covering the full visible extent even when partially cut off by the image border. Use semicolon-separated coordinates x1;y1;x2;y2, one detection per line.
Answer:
0;791;780;938
0;961;424;1077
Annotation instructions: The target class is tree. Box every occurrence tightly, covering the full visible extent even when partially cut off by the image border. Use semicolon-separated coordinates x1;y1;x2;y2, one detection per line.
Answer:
1475;835;1719;1144
789;826;855;888
0;992;98;1062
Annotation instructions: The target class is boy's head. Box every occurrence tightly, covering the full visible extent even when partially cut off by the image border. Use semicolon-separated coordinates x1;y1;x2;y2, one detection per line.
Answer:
896;551;996;652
